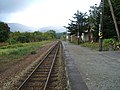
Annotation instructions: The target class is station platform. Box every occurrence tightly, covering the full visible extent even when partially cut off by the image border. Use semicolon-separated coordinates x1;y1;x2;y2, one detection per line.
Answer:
63;41;88;90
62;41;120;90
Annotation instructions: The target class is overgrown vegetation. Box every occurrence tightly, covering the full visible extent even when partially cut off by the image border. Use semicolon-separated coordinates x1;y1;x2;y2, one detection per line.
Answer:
81;39;120;51
0;40;53;73
0;40;52;63
80;42;99;50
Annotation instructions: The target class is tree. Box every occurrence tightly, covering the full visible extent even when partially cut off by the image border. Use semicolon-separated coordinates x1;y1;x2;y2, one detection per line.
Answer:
33;31;43;42
67;11;88;44
67;22;77;35
104;0;120;40
42;30;57;40
107;0;120;42
46;30;57;39
88;0;120;41
67;11;88;37
88;4;100;41
0;22;10;42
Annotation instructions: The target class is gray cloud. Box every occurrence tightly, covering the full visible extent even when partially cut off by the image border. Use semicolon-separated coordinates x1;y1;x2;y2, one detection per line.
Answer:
0;0;35;13
0;0;39;22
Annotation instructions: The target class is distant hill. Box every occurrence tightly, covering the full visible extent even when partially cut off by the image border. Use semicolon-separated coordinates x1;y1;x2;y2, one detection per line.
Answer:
7;23;38;32
7;23;66;33
39;26;66;33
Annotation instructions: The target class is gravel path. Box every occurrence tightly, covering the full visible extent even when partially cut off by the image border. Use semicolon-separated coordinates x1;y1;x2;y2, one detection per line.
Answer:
63;41;120;90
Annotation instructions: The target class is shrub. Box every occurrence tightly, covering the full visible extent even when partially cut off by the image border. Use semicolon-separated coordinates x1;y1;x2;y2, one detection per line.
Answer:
80;42;99;50
103;39;115;45
7;38;17;44
103;39;116;50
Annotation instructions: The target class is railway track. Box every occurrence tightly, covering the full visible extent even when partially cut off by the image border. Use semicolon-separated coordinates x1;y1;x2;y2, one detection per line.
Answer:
17;41;68;90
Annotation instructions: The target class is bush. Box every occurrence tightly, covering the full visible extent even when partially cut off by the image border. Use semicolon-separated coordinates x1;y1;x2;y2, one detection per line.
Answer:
103;39;115;45
7;38;17;44
103;39;116;51
80;42;99;50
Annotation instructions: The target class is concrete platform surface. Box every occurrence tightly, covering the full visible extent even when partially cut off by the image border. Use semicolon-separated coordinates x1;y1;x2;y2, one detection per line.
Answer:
62;41;120;90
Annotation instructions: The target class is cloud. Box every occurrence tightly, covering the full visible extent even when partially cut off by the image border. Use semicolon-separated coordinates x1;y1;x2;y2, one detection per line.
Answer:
0;0;41;22
0;0;100;27
0;0;35;13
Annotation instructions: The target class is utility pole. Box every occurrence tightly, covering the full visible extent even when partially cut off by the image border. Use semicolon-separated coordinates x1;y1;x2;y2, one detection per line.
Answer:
99;0;104;51
107;0;120;42
77;10;80;45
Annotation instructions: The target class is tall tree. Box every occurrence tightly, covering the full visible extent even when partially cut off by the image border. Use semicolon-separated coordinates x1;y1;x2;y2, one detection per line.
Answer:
88;4;100;41
0;22;10;42
67;11;88;37
67;22;77;35
107;0;120;42
104;0;120;40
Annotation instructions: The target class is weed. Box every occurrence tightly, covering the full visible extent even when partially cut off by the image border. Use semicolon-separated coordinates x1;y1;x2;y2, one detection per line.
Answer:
0;40;52;59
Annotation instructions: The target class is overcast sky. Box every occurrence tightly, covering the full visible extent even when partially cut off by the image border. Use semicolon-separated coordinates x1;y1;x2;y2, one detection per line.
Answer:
0;0;100;28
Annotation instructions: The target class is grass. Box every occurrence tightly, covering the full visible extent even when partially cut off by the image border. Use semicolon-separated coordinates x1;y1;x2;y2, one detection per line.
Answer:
80;42;99;50
80;42;111;51
0;40;54;72
0;40;53;63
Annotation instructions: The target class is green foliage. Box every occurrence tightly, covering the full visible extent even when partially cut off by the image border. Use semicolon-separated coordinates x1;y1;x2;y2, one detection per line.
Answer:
103;38;116;51
67;22;77;35
88;4;100;41
103;38;116;45
67;11;88;36
0;41;52;59
9;30;57;43
88;1;120;41
80;40;118;51
103;0;120;40
47;30;57;38
0;22;10;42
66;0;120;42
7;38;17;44
17;35;27;43
81;42;99;50
42;30;57;40
56;33;64;39
103;38;116;50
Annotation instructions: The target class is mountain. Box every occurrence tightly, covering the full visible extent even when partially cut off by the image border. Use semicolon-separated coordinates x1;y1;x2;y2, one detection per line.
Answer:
7;23;38;32
7;23;66;33
39;26;66;33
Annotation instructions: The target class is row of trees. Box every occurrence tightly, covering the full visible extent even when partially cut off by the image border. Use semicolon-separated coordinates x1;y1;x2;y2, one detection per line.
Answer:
9;30;57;44
66;0;120;42
0;22;57;43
